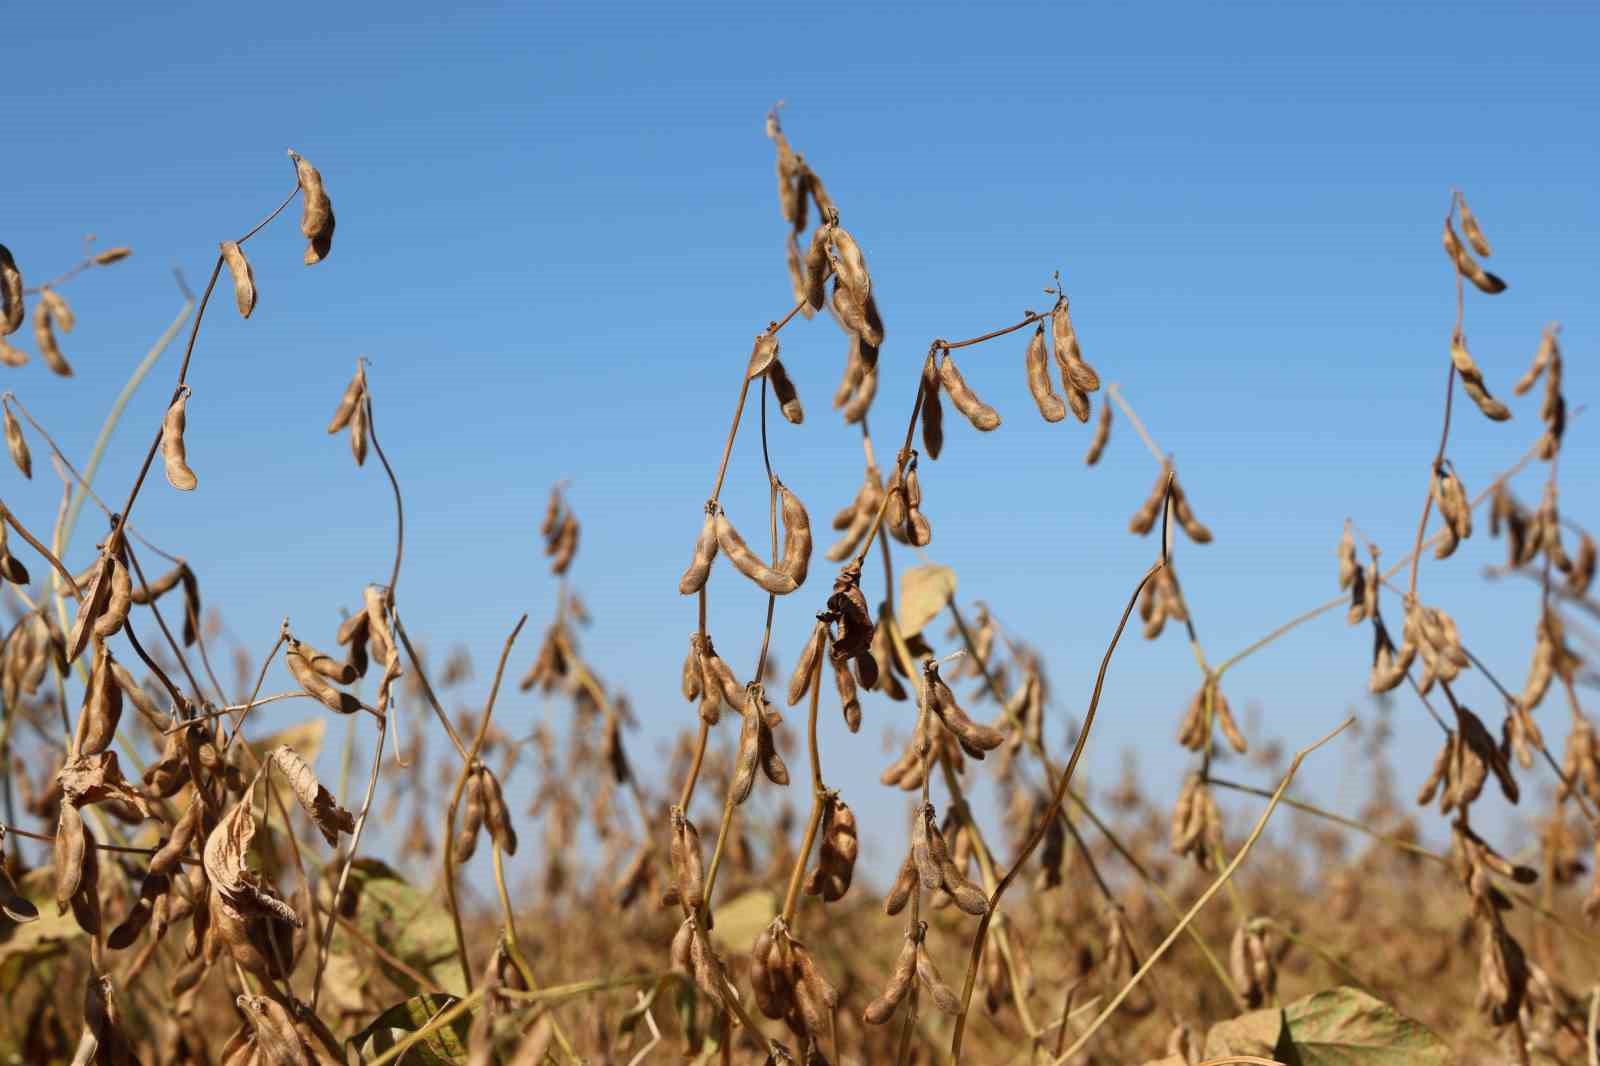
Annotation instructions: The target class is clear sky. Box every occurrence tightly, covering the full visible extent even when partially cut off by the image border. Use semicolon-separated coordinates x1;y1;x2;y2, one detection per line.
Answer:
3;1;1595;883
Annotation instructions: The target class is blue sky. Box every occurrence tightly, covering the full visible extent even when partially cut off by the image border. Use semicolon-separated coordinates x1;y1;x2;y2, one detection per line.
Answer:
2;1;1595;885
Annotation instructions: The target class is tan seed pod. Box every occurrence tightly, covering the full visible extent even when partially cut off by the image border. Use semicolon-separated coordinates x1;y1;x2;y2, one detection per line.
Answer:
916;943;961;1014
66;555;114;664
912;805;942;892
348;396;369;466
271;746;355;846
454;772;485;862
1213;685;1247;755
920;357;945;459
768;357;804;424
671;807;705;912
0;244;22;336
479;766;518;855
864;934;918;1024
39;287;74;333
0;338;25;367
775;480;811;587
751;922;784;1019
161;388;198;491
1515;326;1557;396
1129;467;1166;535
829;224;871;299
1448;330;1511;422
1022;324;1066;423
93;246;133;266
677;509;719;595
72;646;123;757
290;149;336;265
220;240;256;318
286;639;362;715
33;299;72;376
803;224;831;311
715;510;797;595
128;560;185;605
938;352;1001;431
4;406;30;479
832;652;862;733
1085;393;1112;464
885;852;917;915
786;620;826;706
108;871;170;950
1443;218;1506;294
1457;192;1493;257
93;555;132;639
841;357;878;424
54;802;88;913
326;363;366;433
150;795;203;877
730;706;762;805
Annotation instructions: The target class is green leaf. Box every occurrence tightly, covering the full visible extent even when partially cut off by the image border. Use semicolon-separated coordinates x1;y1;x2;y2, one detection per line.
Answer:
1272;1007;1306;1066
331;859;464;996
1205;986;1451;1065
898;564;956;638
349;994;470;1065
707;889;776;953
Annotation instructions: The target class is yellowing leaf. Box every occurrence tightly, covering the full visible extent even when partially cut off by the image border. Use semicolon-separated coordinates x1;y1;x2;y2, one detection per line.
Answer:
707;889;776;952
248;716;326;767
331;859;464;996
1205;986;1450;1065
898;564;956;638
349;994;469;1065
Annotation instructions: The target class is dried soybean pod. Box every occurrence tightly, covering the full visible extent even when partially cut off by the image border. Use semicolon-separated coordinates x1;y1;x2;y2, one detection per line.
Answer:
775;479;812;587
938;352;1001;431
920;355;945;459
768;357;804;424
885;852;917;915
290;149;335;264
150;795;202;876
1448;329;1511;422
673;808;705;911
841;358;878;425
0;244;22;336
714;510;797;595
286;640;362;715
39;288;74;333
108;871;170;949
179;565;202;646
479;767;518;855
1443;218;1506;295
917;942;961;1014
677;509;718;595
67;556;114;664
833;655;862;732
93;247;133;266
1458;192;1493;257
327;363;366;433
54;803;87;912
454;771;485;862
0;339;25;367
220;241;256;318
33;300;72;376
3;407;29;478
865;934;918;1024
803;224;831;310
1023;324;1065;423
830;224;871;298
730;708;761;805
912;805;942;891
92;556;132;639
348;396;369;466
1085;393;1112;464
787;619;825;706
1515;327;1556;396
162;388;198;491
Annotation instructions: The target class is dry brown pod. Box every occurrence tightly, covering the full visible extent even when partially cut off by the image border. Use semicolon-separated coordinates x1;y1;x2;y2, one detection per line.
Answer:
864;931;919;1025
803;224;831;310
286;638;362;715
1443;217;1505;295
327;362;367;434
0;244;23;336
93;555;132;639
220;240;257;318
39;287;74;333
715;510;797;595
786;619;826;707
917;941;962;1015
161;387;199;491
0;338;25;367
1457;192;1493;257
1448;329;1511;422
1084;394;1112;464
1022;324;1066;423
677;509;718;595
454;771;485;862
3;406;30;478
775;479;812;587
920;356;945;459
66;555;114;663
768;357;804;424
479;766;518;855
33;299;72;376
938;352;1001;431
290;149;336;265
670;806;705;912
